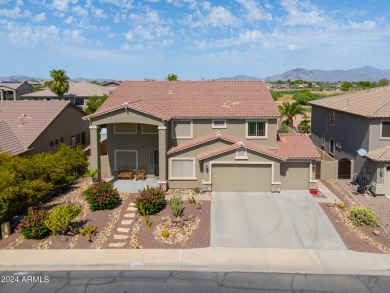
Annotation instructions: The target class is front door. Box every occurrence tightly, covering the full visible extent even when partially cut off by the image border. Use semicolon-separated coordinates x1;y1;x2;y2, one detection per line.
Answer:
338;158;351;179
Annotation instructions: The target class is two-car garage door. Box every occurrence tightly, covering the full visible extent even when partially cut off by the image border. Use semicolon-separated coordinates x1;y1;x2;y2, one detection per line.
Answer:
212;164;272;192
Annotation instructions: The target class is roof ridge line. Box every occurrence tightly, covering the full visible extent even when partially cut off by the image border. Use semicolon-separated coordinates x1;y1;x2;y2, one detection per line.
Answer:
366;98;390;117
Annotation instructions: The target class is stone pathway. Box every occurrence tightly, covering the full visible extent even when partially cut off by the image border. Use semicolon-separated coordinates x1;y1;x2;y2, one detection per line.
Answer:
108;201;137;248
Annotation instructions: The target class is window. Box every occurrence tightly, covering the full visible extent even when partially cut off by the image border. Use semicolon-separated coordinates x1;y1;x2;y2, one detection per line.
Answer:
115;150;137;170
149;151;155;171
235;148;248;159
55;139;59;145
76;133;81;144
75;97;84;106
246;121;266;138
172;120;192;139
170;158;195;179
70;136;76;147
381;121;390;138
50;141;54;147
115;123;137;134
60;137;64;143
212;120;226;129
321;133;325;147
330;111;336;126
329;138;335;156
81;132;86;145
142;124;158;134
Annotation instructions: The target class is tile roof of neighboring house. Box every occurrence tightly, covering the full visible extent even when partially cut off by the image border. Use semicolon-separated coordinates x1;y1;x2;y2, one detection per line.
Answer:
0;81;27;90
310;86;390;118
367;146;390;162
0;101;82;155
21;82;112;99
275;133;321;159
88;81;280;120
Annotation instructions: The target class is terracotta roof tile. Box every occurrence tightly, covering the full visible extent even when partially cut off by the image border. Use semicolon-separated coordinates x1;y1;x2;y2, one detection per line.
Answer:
89;81;280;120
310;86;390;118
367;146;390;162
275;133;320;159
0;120;25;155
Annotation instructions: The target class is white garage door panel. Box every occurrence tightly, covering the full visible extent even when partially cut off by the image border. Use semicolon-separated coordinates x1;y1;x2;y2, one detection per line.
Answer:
281;162;310;190
212;164;271;192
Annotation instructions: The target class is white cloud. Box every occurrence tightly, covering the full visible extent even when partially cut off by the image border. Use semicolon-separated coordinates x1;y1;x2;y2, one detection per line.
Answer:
190;6;238;28
0;6;32;19
125;31;133;41
122;43;144;51
72;5;88;18
92;8;107;19
65;16;75;24
280;0;328;26
52;0;78;12
16;0;23;6
32;12;46;22
236;0;272;22
100;0;134;9
347;20;376;30
63;29;85;44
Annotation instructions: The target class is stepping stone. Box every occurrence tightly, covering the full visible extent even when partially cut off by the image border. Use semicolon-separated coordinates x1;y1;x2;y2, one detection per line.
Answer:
127;207;137;211
129;202;135;207
121;220;133;225
124;213;135;218
109;242;126;248
117;227;130;233
114;234;129;240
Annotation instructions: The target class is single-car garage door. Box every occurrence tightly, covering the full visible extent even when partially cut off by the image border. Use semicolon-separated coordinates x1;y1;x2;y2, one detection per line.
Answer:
281;162;310;190
212;164;272;192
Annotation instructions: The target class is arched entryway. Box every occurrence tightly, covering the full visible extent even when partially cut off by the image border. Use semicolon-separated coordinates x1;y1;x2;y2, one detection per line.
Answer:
338;158;351;179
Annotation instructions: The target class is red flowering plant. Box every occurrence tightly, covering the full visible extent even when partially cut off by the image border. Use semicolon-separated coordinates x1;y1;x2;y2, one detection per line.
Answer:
134;186;166;216
83;180;120;211
18;209;50;240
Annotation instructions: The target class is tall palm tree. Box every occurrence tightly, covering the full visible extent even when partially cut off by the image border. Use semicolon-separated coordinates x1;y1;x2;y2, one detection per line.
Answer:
278;101;306;128
49;69;70;100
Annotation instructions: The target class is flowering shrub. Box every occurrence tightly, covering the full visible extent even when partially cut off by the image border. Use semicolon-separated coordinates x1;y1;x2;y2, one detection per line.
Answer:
134;186;166;215
83;180;120;211
18;210;50;240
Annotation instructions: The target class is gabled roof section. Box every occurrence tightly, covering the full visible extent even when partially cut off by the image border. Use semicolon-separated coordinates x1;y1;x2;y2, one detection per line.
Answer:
0;120;25;155
0;101;80;155
275;133;320;160
89;81;280;120
167;131;240;155
0;81;30;90
310;86;390;118
21;82;112;98
367;146;390;162
197;140;287;161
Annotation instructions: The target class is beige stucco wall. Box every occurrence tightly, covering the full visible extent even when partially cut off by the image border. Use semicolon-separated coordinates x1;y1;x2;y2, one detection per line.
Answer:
28;105;89;155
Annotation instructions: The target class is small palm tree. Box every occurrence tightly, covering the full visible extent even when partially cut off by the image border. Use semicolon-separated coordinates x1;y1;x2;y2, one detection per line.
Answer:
278;101;306;128
166;73;178;81
49;69;70;100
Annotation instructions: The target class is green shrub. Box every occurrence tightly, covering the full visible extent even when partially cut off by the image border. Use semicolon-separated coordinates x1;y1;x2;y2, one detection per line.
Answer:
347;206;380;227
169;196;183;217
80;225;97;241
135;186;166;215
44;204;81;235
83;181;120;210
18;210;50;240
278;123;289;133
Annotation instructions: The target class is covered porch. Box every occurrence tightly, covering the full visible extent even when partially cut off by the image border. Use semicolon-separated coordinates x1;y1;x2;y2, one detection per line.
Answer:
108;177;159;193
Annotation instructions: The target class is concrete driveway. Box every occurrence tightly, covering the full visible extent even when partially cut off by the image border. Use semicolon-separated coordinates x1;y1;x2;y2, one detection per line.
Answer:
211;191;346;249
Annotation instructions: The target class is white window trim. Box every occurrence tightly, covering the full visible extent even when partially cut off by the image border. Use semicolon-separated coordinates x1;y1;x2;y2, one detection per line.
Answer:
142;124;158;134
171;120;193;139
235;148;248;160
330;111;336;126
114;150;138;171
149;151;155;171
169;157;197;180
245;120;268;139
380;120;390;140
321;133;325;147
212;119;227;129
329;138;335;156
114;123;138;134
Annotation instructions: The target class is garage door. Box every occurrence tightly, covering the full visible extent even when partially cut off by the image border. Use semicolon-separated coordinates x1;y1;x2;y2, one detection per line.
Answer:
281;162;309;190
212;164;271;192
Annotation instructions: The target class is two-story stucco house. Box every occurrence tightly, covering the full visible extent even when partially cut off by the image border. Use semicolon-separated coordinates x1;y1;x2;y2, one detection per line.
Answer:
0;81;33;101
86;81;319;192
310;86;390;195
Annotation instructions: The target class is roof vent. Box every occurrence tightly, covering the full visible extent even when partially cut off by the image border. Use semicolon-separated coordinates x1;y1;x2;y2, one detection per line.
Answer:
18;113;31;127
168;90;173;95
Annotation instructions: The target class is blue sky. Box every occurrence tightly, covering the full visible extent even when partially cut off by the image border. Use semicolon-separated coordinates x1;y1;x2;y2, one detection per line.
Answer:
0;0;389;80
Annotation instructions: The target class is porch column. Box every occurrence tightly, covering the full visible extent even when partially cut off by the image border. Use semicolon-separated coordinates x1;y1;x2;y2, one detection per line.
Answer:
0;90;3;101
89;125;101;181
13;90;16;100
158;126;168;190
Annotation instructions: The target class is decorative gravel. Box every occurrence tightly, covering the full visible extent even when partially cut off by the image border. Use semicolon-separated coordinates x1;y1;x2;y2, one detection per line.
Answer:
321;180;390;253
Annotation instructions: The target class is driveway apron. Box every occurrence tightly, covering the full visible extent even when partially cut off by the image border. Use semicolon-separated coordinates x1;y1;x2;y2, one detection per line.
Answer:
211;191;347;249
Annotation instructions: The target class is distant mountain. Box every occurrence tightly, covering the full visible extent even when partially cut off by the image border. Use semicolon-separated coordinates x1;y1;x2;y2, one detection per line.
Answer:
0;75;47;81
215;74;262;81
71;77;116;82
265;66;390;82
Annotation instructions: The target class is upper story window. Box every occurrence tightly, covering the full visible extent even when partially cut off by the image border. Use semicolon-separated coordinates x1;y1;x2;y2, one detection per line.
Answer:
115;123;137;134
381;121;390;139
321;133;325;147
329;138;335;156
172;120;193;139
212;120;226;129
142;124;158;134
246;120;267;138
330;111;336;126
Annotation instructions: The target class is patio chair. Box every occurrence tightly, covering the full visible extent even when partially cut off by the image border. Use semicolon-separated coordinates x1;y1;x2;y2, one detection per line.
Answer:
135;169;146;181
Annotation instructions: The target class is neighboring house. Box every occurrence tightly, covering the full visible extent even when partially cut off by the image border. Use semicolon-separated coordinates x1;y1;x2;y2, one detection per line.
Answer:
86;81;319;191
102;81;121;92
21;82;112;109
310;86;390;195
0;101;90;156
0;81;33;101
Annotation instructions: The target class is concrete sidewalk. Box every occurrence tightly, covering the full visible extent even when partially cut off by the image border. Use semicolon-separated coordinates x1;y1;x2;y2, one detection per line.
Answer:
0;248;389;276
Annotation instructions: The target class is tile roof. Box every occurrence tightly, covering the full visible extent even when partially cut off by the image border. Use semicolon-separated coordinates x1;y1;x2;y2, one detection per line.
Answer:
22;82;112;98
88;81;280;120
275;133;321;159
367;146;390;162
0;81;26;90
310;86;390;118
0;101;80;155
